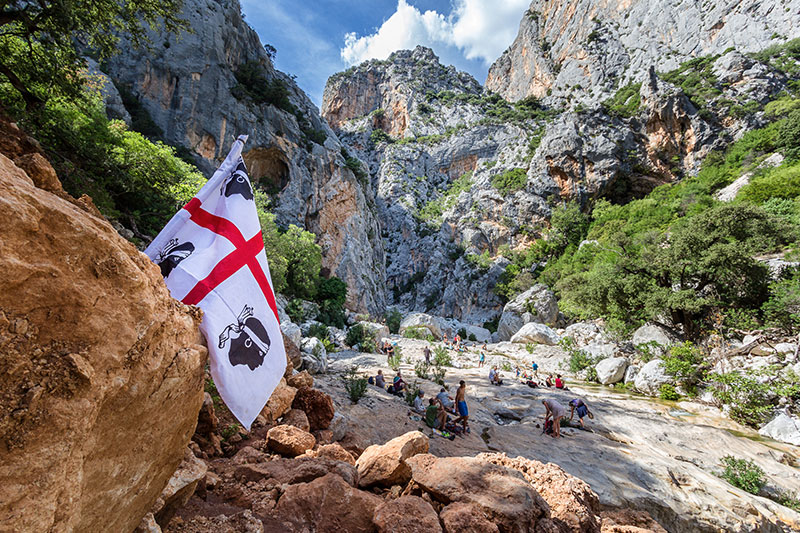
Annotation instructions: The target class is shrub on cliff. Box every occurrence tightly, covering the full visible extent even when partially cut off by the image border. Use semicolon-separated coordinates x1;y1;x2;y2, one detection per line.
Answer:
719;456;766;495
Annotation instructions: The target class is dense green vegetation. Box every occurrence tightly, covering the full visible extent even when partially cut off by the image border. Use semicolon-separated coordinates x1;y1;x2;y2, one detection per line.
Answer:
602;83;642;118
491;168;528;195
659;55;722;111
719;456;766;495
426;91;559;124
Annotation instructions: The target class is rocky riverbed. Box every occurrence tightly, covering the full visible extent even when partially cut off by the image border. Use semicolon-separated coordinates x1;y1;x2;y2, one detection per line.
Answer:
322;337;800;533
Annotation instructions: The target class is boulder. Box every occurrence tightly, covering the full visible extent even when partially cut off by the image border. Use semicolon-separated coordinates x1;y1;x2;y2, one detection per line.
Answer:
623;366;639;384
759;413;800;446
478;453;600;533
465;324;492;343
633;359;672;396
283;332;303;369
287;370;314;389
267;425;316;457
359;320;391;340
168;510;264;533
282;408;311;432
274;473;383;533
152;448;208;528
0;152;207;533
774;343;797;355
281;322;303;349
356;431;429;488
300;336;328;374
510;323;560;346
235;456;358;487
595;357;629;385
564;322;608;346
259;378;297;423
631;323;677;353
406;454;548;531
372;495;442;533
312;443;356;465
440;502;500;533
582;343;618;360
497;284;559;341
292;387;335;431
399;312;443;339
231;446;269;465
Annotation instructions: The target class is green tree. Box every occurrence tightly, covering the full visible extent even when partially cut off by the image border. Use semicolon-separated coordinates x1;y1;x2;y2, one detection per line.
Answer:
0;0;188;108
282;224;322;300
779;109;800;161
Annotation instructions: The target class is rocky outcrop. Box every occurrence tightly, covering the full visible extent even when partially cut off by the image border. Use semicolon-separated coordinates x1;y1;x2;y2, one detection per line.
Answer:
356;431;429;488
373;495;443;533
633;359;672;396
498;284;559;340
510;322;560;346
292;387;335;431
323;46;482;137
487;1;800;104
103;0;385;314
0;148;207;532
759;412;800;446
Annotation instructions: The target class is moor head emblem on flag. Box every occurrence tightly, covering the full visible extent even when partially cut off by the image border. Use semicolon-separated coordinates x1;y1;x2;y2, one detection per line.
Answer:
218;305;272;371
156;239;195;278
223;159;254;200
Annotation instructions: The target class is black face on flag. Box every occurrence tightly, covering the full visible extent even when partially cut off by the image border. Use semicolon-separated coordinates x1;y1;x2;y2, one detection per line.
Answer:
219;305;271;371
157;239;195;278
224;160;253;200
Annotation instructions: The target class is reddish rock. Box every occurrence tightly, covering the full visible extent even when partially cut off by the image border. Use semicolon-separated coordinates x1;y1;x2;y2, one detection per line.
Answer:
152;448;208;528
356;431;429;488
234;456;358;487
287;369;314;389
479;453;600;533
600;510;668;533
284;332;303;369
267;424;316;457
440;502;500;533
406;454;548;532
273;472;382;532
195;392;219;435
373;495;442;533
168;509;264;533
260;378;297;423
283;408;311;432
292;387;335;431
0;152;207;533
231;446;269;465
315;443;356;465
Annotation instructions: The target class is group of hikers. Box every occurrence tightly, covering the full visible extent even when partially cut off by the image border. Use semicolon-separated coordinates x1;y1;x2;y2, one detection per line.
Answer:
366;333;595;440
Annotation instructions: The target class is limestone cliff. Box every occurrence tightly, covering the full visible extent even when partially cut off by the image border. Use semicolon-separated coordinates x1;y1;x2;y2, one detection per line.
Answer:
487;0;800;104
103;0;385;314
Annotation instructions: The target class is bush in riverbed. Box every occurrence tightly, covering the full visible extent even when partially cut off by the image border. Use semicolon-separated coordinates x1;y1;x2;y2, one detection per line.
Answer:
343;366;368;404
719;455;766;495
404;381;421;407
414;360;431;379
433;346;452;367
385;308;402;334
659;383;680;401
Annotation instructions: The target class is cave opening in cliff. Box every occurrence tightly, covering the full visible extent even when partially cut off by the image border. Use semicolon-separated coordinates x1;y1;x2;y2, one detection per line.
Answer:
243;146;290;195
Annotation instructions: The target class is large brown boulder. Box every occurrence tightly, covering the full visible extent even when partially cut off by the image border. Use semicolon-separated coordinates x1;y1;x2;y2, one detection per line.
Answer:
287;369;314;389
406;454;548;533
356;431;429;488
260;378;297;423
292;386;335;431
152;448;208;528
283;408;311;432
0;153;207;532
373;495;442;533
267;424;316;457
440;502;500;533
273;472;383;532
479;453;601;533
235;456;358;487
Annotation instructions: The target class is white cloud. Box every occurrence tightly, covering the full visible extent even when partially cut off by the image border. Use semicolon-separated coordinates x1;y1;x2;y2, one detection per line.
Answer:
340;0;529;66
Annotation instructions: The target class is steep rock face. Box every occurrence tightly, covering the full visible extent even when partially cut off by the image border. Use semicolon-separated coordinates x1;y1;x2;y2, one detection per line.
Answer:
103;0;384;313
0;137;207;532
487;0;800;104
322;46;482;137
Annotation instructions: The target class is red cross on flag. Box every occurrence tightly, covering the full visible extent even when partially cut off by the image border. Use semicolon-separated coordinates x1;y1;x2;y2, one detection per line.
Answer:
145;135;285;430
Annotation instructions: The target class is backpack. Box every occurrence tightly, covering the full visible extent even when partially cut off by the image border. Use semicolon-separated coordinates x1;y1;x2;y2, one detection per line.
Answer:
368;376;375;385
543;419;554;435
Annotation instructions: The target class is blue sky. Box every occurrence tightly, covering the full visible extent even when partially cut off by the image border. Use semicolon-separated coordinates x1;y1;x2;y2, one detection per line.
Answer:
240;0;530;106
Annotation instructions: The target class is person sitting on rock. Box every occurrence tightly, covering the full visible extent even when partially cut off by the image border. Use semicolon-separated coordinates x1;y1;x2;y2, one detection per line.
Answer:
443;332;450;349
386;342;395;358
436;387;455;414
542;398;567;438
545;375;554;387
569;398;592;428
555;374;565;389
413;390;426;414
425;398;447;430
489;366;503;385
375;369;386;389
392;371;406;393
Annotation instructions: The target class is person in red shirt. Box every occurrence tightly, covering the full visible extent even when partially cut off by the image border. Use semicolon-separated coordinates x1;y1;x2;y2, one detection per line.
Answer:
555;374;565;389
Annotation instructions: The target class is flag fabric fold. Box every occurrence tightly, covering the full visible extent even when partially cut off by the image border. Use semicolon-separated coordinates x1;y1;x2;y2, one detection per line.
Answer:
145;135;285;430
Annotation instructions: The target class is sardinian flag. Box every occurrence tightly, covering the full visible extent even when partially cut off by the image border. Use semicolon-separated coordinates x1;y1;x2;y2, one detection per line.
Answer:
145;135;285;430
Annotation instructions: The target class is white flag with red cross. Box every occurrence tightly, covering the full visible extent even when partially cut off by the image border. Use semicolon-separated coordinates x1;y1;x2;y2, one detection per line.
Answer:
145;135;285;430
